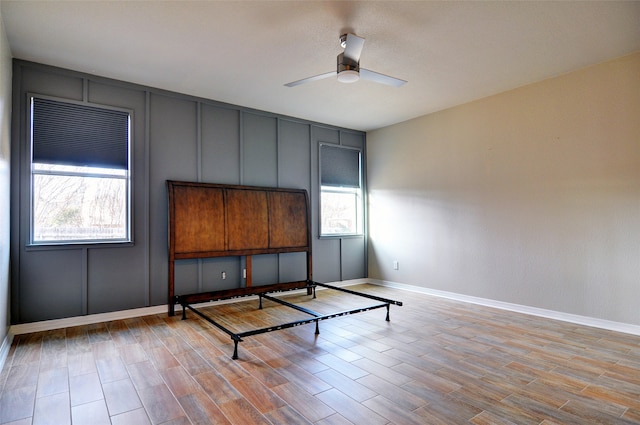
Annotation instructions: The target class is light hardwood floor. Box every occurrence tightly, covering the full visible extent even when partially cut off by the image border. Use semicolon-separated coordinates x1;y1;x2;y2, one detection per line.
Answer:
1;284;639;425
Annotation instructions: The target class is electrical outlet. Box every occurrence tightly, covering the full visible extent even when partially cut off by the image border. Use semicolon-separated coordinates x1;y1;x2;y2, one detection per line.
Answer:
243;268;247;279
221;271;226;280
393;260;399;270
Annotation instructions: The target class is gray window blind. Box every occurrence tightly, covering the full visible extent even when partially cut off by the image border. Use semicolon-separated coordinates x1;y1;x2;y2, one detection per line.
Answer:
32;97;129;169
320;145;361;188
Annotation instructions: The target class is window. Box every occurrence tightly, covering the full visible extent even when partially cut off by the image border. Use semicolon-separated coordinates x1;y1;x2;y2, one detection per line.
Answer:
29;96;132;244
320;144;363;236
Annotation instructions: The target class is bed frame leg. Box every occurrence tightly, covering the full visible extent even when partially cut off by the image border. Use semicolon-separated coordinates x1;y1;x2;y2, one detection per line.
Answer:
385;304;390;322
314;320;320;335
312;286;317;299
258;295;263;310
232;339;239;360
181;305;187;320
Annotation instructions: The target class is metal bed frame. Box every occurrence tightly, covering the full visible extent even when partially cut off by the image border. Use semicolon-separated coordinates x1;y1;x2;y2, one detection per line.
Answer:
177;281;402;359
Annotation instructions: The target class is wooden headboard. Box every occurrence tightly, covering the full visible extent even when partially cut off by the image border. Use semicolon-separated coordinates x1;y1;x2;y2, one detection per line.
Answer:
167;180;312;315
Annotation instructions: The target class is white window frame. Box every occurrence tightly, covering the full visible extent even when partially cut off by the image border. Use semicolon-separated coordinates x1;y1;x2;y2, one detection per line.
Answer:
28;95;133;246
319;143;363;237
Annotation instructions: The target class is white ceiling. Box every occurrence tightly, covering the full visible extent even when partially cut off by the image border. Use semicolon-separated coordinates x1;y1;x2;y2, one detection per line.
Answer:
2;1;639;131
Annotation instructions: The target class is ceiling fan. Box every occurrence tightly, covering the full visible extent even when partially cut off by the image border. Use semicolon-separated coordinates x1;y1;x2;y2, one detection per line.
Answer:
285;33;407;88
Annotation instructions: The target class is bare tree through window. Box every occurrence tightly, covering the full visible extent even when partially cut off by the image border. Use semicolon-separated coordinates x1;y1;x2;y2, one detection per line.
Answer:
32;165;128;242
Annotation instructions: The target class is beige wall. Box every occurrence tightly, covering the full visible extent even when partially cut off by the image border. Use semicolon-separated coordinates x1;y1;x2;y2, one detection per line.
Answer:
367;52;640;325
1;4;12;348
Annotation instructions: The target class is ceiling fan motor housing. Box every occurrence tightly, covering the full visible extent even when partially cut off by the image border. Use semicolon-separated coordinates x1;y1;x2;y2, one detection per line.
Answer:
337;52;359;73
336;53;360;83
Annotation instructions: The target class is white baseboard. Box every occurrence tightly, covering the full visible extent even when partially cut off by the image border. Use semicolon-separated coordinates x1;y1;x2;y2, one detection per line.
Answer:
10;305;171;335
368;279;640;337
8;279;365;336
0;330;14;374
12;278;636;338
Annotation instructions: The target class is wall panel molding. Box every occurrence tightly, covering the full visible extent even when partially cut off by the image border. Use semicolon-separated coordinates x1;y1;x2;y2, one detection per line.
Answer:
11;59;366;323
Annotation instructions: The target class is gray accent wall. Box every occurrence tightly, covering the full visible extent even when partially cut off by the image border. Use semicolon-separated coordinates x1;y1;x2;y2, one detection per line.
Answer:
10;60;366;324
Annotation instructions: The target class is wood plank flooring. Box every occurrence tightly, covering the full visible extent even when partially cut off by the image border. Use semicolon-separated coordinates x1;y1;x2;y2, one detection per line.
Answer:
1;284;640;424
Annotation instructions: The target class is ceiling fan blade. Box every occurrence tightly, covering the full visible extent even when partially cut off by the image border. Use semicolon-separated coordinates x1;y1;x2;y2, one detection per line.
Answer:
360;68;407;87
284;71;336;87
343;33;365;63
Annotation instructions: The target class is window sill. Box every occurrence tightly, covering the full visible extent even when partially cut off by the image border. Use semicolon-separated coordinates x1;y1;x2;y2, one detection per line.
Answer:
319;234;364;240
26;240;134;251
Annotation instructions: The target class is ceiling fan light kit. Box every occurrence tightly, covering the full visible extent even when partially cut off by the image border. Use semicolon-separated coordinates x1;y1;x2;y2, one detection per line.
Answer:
337;70;359;83
285;33;406;88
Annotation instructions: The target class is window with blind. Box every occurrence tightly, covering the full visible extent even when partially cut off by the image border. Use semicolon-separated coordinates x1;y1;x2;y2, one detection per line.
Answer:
29;96;132;244
319;144;363;236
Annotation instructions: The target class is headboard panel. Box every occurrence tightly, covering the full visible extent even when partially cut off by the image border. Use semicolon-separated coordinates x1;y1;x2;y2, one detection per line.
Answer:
171;184;226;254
167;180;312;314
